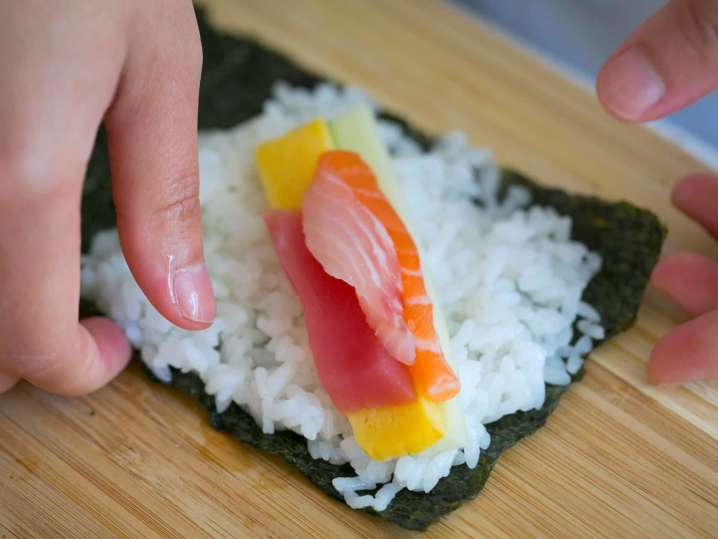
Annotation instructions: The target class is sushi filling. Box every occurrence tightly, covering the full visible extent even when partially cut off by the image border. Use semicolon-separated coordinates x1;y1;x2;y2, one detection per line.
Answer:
81;84;603;511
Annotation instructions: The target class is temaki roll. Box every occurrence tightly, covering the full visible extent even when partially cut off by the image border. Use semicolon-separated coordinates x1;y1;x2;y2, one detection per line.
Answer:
79;10;665;531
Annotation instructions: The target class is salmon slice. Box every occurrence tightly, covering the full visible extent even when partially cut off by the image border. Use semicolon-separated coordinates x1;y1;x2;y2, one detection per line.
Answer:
303;150;460;401
302;154;416;364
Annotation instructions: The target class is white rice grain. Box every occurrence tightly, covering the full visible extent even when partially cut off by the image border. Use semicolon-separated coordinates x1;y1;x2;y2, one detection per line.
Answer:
577;319;606;340
333;477;377;493
345;492;376;510
577;301;601;322
373;482;403;512
574;334;594;355
566;353;584;375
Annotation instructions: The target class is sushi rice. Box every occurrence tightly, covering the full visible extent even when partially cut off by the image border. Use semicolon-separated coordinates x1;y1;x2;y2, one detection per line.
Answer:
81;83;603;511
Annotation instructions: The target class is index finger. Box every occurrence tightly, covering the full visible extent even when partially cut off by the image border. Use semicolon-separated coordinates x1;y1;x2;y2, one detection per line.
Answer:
105;3;215;331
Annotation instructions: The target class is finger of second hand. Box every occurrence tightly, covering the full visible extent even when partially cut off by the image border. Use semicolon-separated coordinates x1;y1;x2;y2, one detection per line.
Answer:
651;252;718;317
672;174;718;242
648;310;718;385
596;0;718;122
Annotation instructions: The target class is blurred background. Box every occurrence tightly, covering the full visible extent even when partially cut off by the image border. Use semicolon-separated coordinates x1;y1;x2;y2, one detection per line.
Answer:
454;0;718;157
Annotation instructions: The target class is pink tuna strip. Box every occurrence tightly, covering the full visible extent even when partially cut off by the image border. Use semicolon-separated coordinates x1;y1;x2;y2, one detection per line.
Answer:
264;210;416;412
302;160;416;364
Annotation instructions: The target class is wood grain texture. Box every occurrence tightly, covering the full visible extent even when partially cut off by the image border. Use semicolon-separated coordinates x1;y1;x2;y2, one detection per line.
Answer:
2;0;717;537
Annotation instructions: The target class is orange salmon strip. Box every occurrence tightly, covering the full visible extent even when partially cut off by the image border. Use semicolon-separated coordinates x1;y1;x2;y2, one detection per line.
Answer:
318;151;459;401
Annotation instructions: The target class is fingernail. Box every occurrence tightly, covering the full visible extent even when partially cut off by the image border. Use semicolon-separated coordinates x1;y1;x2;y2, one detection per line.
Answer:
599;47;665;120
173;263;215;324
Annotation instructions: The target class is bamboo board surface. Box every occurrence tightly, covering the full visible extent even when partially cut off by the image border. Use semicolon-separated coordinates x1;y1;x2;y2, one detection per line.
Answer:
1;1;717;537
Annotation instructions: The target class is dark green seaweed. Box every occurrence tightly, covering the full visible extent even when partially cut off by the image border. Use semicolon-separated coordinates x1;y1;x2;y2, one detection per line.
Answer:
80;8;666;531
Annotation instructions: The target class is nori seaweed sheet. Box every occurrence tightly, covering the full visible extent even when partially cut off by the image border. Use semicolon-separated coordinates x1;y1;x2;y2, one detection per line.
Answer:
80;8;666;531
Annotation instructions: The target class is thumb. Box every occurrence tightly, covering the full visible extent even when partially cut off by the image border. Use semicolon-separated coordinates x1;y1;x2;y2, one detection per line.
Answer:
597;0;718;121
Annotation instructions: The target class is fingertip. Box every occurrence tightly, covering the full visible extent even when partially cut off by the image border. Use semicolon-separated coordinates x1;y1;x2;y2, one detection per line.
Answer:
671;173;717;209
650;252;699;294
80;316;132;379
596;47;665;121
650;252;718;317
672;174;698;209
648;327;687;385
172;262;216;329
671;173;718;239
647;311;718;385
123;258;216;332
649;256;673;285
649;257;678;304
598;0;718;123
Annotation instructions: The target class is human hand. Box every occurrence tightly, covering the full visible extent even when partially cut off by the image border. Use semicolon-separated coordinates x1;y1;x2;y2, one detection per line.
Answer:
648;174;718;384
596;1;718;383
597;0;718;121
0;1;214;395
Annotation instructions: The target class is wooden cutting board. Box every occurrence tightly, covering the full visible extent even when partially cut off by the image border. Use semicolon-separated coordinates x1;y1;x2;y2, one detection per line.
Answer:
1;1;716;537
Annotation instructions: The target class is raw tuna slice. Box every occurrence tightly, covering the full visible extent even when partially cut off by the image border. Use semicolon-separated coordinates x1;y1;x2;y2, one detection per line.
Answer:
264;210;416;412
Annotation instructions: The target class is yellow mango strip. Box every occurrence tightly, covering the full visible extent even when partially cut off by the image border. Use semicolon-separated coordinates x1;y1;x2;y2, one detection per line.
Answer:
347;395;445;461
256;118;334;209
